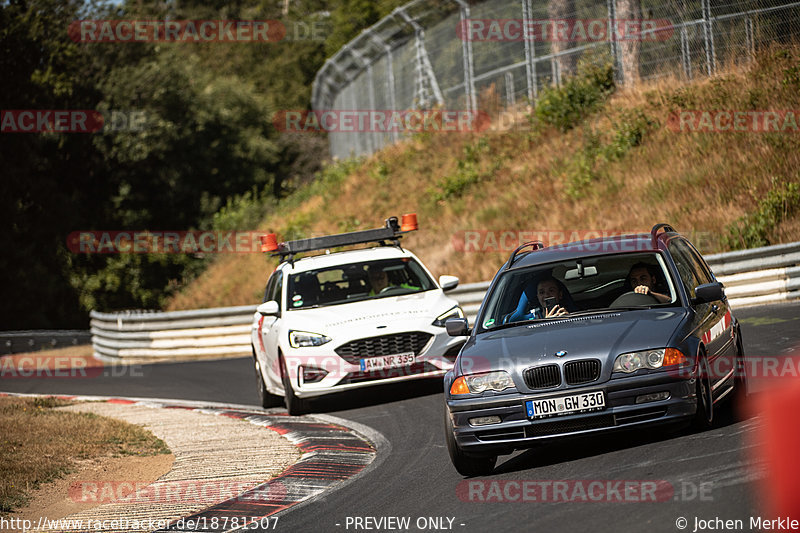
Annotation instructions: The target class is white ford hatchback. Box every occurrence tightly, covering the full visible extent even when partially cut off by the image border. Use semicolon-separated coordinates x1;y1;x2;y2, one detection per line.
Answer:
251;215;466;414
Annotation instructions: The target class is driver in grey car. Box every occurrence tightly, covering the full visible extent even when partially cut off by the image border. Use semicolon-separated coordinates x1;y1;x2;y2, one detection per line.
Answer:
627;262;671;303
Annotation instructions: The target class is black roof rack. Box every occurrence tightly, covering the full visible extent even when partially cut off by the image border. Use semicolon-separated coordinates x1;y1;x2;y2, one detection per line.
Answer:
504;241;546;270
263;215;416;264
650;223;676;246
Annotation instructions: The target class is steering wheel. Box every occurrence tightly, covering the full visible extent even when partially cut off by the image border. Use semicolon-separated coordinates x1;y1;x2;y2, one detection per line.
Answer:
379;285;402;294
609;291;659;307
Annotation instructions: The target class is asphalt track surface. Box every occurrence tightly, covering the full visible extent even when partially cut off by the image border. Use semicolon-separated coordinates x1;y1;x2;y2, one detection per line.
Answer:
3;301;800;533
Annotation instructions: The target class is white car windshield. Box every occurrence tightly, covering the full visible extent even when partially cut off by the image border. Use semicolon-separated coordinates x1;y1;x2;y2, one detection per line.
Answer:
287;258;435;309
479;252;678;330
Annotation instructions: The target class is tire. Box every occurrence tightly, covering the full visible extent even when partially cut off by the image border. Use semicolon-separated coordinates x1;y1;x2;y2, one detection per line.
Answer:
692;353;714;430
729;337;749;421
279;353;310;416
253;352;282;409
444;408;496;476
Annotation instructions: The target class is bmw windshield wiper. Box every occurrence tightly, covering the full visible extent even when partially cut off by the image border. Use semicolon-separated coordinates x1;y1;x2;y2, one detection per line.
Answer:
485;318;540;331
551;308;640;318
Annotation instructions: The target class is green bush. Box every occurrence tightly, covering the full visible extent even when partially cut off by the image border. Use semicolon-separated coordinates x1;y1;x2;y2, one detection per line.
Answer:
211;186;276;232
430;137;492;201
565;130;602;199
724;180;800;249
602;109;655;161
534;63;615;132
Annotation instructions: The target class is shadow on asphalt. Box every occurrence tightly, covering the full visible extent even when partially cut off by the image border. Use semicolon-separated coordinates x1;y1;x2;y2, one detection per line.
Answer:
490;401;754;476
306;377;444;414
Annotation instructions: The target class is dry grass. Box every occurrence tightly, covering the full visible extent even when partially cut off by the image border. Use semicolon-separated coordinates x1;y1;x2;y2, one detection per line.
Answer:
0;397;169;515
168;45;800;311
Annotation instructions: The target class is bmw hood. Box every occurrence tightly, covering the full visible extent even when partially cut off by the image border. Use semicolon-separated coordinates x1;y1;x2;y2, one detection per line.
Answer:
459;309;689;376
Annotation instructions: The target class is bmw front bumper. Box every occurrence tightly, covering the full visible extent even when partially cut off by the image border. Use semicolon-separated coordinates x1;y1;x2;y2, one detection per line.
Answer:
446;372;697;455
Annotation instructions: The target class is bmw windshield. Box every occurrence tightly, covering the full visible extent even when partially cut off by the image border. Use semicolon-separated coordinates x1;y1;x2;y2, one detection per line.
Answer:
479;252;679;331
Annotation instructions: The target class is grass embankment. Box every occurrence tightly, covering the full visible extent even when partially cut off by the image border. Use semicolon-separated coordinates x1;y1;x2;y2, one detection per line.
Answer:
0;396;170;515
168;46;800;311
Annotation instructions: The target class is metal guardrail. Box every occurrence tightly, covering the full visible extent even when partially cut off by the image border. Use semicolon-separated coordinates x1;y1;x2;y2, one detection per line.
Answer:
707;242;800;307
88;242;800;359
0;330;92;355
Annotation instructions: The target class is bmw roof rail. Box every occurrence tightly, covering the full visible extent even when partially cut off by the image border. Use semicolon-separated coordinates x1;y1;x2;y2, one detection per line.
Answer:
260;214;418;264
505;241;546;270
650;223;676;246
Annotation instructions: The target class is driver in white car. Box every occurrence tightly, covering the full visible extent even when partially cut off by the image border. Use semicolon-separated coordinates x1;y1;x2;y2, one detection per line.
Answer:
367;264;419;296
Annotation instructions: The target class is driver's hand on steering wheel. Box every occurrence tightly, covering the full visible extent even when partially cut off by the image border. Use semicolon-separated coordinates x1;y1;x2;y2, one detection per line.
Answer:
634;285;651;295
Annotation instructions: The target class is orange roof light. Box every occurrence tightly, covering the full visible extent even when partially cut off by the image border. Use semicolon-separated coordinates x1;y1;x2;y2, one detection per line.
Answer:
260;233;279;253
400;213;418;232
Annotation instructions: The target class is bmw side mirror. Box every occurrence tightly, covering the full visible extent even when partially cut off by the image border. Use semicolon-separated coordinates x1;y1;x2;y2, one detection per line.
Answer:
445;317;470;337
257;300;280;316
439;275;459;291
692;282;724;305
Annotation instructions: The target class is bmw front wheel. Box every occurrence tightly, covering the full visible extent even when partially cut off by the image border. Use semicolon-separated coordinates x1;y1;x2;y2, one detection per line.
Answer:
444;408;496;476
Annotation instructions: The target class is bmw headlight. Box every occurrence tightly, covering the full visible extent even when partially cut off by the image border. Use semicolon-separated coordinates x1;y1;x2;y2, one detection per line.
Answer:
289;330;331;348
433;306;465;327
450;371;515;395
613;348;687;373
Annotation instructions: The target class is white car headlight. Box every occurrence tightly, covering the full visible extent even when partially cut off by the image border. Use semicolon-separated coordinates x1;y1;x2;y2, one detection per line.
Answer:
432;306;465;327
613;349;665;373
289;330;331;348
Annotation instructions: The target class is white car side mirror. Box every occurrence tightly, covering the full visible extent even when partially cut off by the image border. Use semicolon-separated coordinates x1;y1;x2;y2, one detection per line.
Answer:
257;300;280;316
439;275;459;291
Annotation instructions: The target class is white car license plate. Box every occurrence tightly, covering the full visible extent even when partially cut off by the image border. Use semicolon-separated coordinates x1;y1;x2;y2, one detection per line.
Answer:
359;352;415;372
525;391;605;419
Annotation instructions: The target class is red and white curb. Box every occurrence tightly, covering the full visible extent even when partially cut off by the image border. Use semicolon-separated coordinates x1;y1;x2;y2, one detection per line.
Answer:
0;393;386;533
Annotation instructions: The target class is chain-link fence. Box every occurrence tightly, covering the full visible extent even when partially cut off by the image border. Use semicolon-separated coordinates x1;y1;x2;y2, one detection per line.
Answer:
311;0;800;159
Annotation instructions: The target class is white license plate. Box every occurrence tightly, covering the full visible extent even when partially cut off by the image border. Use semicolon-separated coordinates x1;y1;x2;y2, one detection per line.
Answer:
526;391;605;419
359;352;415;372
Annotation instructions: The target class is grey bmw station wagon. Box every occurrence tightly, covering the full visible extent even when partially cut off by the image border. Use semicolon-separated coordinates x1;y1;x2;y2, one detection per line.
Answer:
443;224;747;476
